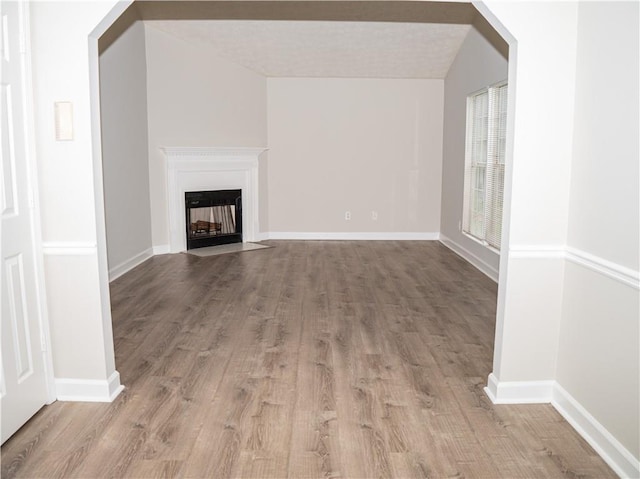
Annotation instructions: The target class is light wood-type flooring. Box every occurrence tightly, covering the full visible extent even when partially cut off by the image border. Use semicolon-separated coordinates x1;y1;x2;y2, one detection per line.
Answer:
2;241;616;478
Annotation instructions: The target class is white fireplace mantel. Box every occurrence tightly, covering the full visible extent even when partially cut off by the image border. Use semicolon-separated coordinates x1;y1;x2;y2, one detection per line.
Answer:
162;147;267;253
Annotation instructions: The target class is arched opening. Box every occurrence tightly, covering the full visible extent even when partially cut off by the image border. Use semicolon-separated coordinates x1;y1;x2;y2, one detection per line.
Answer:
93;0;513;386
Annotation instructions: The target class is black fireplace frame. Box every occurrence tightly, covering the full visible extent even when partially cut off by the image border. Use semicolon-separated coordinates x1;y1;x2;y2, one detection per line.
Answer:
185;189;243;250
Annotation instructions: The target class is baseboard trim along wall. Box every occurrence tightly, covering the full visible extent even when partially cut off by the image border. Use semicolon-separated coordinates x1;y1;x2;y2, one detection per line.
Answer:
485;374;640;478
108;247;154;282
55;371;124;403
439;234;499;282
265;232;440;241
553;384;640;479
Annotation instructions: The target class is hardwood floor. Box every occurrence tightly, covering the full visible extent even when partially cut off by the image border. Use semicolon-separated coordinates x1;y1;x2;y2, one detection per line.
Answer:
2;241;616;478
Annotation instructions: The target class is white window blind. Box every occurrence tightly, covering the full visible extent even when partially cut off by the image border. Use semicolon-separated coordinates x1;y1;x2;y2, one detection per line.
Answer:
462;82;508;250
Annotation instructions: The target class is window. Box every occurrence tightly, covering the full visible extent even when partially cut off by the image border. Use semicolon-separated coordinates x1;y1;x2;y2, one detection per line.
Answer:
462;82;508;251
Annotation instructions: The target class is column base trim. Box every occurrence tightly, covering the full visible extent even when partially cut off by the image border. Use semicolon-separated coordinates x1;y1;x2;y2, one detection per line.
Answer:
55;371;124;402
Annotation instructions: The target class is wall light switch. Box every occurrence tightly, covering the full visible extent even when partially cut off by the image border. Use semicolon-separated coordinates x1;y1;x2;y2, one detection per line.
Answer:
54;101;74;141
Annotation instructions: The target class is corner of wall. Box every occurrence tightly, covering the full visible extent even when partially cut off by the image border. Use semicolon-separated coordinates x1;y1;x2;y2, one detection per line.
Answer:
439;234;498;282
484;374;640;478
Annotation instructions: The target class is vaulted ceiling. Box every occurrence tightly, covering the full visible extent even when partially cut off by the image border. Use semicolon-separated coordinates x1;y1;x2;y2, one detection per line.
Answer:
145;20;471;79
101;1;507;79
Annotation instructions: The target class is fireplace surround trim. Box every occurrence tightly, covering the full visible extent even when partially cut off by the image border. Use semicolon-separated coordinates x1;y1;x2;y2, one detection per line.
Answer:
162;146;267;253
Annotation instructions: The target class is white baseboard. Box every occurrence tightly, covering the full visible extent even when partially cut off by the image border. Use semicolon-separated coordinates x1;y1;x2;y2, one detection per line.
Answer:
56;371;124;402
485;373;640;478
484;373;554;404
265;232;440;241
153;244;170;255
439;234;499;282
552;384;640;479
108;247;153;282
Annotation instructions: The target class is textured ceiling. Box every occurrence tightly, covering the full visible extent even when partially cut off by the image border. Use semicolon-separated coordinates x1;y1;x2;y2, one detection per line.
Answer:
146;20;472;79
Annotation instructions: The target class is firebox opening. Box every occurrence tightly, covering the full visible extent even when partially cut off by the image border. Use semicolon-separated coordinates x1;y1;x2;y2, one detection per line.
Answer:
185;189;242;250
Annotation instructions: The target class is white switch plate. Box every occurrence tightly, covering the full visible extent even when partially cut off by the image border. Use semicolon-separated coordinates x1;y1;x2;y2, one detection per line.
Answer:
54;101;74;141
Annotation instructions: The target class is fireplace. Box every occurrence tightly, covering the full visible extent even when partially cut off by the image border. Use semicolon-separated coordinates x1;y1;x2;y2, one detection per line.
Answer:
162;147;266;253
185;189;242;249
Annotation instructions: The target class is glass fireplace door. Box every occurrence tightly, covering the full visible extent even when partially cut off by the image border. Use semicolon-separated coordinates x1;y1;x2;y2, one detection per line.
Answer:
185;190;242;249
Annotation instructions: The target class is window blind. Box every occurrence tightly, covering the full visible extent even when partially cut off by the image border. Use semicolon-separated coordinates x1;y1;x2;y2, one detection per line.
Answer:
462;82;508;250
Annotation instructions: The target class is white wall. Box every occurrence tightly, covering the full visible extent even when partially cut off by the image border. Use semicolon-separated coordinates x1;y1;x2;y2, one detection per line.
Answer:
144;25;268;250
440;26;507;280
566;2;639;271
99;21;152;278
29;0;122;393
267;78;443;236
480;1;639;474
480;1;580;383
558;0;639;463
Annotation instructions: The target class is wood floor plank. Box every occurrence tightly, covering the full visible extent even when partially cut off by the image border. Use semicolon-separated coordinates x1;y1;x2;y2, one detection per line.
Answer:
1;241;618;479
287;254;342;479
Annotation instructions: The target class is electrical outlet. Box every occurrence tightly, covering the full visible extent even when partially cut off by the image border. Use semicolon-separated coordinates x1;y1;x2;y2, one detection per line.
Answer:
458;220;462;231
371;211;378;221
345;211;351;221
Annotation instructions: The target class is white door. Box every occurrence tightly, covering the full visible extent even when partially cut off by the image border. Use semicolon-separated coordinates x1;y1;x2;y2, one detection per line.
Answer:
1;0;51;444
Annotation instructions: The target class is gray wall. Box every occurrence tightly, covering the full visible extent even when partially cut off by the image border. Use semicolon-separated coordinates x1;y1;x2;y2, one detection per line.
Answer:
267;78;444;235
440;26;508;280
99;21;152;277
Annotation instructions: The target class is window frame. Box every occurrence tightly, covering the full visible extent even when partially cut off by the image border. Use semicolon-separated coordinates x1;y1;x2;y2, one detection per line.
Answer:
461;80;508;252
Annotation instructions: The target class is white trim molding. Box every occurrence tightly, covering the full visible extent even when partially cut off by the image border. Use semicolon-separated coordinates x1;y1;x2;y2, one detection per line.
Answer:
484;373;554;404
508;244;639;290
42;242;98;256
485;374;640;478
439;234;499;282
55;371;124;402
108;247;153;282
565;247;639;290
162;147;267;254
552;384;640;479
266;232;440;241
